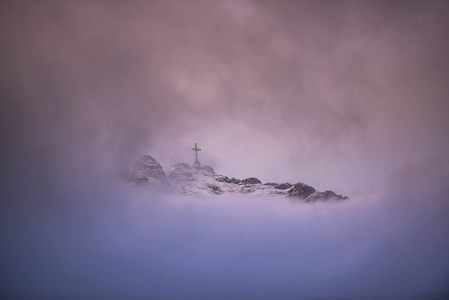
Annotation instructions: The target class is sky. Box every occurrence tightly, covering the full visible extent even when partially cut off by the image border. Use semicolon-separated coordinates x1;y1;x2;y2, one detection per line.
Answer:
1;1;449;299
1;0;448;194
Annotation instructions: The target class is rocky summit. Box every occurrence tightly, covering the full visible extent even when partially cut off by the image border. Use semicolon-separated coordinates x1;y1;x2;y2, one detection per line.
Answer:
119;155;170;189
120;155;348;202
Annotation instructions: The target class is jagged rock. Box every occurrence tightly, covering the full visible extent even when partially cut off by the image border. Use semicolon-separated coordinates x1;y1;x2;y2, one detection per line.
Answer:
207;183;224;194
322;190;338;199
230;177;242;184
306;190;349;202
288;182;316;199
243;177;262;185
215;176;226;182
216;176;242;184
274;183;293;190
120;155;169;187
120;155;349;201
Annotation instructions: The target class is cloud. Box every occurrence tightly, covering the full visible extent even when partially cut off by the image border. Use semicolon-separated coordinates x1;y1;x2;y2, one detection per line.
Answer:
0;1;449;298
2;0;448;196
1;155;449;299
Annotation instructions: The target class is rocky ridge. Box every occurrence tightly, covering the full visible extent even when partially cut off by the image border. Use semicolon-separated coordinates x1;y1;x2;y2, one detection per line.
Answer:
120;155;348;202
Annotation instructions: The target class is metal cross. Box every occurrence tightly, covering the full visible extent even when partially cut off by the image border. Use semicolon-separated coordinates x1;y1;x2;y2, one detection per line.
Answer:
191;143;201;163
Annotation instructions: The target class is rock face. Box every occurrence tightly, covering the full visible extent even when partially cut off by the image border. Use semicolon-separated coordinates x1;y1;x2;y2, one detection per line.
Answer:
121;155;348;201
288;182;316;199
312;190;349;201
243;177;262;185
275;183;293;190
120;155;169;188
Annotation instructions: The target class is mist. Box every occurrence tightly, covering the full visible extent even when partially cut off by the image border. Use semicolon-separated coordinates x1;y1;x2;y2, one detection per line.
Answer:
1;0;449;193
1;156;449;299
1;0;449;299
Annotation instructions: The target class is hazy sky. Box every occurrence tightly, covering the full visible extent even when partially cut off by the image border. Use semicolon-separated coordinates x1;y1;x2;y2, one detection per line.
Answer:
1;1;449;299
1;0;449;195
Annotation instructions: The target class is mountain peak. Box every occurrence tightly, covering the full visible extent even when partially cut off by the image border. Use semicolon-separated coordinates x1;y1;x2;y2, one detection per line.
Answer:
119;155;169;188
120;155;348;201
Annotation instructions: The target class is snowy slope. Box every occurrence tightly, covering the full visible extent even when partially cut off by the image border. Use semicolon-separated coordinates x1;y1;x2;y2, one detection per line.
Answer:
121;155;348;201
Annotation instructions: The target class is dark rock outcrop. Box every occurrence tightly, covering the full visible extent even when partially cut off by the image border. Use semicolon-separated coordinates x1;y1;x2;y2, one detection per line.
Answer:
307;190;349;202
207;183;224;194
274;183;293;190
243;177;262;185
216;176;242;184
288;182;316;199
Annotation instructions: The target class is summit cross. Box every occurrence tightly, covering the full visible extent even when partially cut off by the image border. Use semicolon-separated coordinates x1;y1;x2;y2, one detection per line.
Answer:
191;143;201;163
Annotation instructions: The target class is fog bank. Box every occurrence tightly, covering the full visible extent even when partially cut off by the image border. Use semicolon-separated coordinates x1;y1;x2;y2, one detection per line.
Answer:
1;157;448;299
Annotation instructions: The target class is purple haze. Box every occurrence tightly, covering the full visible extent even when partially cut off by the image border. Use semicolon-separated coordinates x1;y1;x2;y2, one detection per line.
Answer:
1;1;449;299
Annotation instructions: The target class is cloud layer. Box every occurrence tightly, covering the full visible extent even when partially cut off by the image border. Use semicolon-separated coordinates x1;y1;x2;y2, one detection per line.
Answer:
1;157;449;299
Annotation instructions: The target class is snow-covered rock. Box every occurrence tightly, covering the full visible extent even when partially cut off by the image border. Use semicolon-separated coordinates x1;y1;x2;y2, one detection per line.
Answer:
121;155;348;201
119;155;169;189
